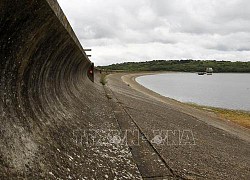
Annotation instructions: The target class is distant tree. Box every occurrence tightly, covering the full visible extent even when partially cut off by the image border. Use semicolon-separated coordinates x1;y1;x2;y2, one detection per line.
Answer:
98;60;250;73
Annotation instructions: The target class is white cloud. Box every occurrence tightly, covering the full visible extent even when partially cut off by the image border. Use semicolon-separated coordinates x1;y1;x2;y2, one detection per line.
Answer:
58;0;250;65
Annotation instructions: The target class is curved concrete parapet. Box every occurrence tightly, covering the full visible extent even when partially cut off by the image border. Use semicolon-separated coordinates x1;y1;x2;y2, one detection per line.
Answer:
0;1;142;179
0;0;126;178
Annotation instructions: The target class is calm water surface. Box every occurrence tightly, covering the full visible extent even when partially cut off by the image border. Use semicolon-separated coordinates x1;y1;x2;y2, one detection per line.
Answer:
136;73;250;111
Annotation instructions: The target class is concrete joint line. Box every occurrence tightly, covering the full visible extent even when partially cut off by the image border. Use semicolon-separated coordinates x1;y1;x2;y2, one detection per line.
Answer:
104;86;187;180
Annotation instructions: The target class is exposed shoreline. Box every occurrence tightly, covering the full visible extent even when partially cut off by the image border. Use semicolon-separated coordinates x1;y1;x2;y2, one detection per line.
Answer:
105;72;250;178
122;72;250;128
121;72;250;141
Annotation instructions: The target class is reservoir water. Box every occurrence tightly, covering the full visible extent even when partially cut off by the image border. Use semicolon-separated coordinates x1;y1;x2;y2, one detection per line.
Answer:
136;73;250;111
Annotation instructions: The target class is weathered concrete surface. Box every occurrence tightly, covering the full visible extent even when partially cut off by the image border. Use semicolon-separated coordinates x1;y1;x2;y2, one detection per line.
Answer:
106;73;250;179
1;0;250;179
0;1;141;179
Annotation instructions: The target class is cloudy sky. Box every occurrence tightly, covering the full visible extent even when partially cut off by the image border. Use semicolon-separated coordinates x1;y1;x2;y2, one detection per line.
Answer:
58;0;250;65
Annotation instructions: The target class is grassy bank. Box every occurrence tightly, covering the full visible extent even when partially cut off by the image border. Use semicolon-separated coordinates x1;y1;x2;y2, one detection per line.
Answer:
188;103;250;129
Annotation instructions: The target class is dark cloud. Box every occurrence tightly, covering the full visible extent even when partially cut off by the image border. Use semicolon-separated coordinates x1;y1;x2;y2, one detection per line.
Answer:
58;0;250;65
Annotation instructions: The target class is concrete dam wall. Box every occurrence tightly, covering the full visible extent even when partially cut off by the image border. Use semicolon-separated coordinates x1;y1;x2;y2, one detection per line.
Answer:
1;1;250;179
0;0;133;179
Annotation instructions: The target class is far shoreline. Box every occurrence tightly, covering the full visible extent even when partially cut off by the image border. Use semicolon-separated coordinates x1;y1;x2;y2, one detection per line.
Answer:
121;72;250;129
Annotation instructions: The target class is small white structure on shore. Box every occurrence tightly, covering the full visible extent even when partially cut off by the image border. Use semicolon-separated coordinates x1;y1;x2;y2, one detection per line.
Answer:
206;67;213;75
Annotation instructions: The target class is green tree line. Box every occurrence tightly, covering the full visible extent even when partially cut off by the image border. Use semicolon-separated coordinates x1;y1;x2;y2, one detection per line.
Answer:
98;60;250;73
